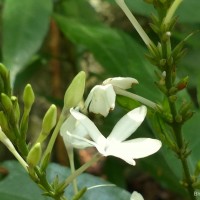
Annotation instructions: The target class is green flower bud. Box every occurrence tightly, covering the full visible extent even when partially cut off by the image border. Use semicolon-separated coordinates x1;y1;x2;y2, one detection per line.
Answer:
159;59;167;67
0;64;11;96
0;63;9;80
169;95;177;102
37;105;57;144
42;104;57;135
0;76;5;93
169;86;178;95
0;111;9;133
179;102;192;116
27;143;42;167
23;84;35;110
175;114;182;123
176;76;189;91
183;111;194;122
1;93;13;114
11;96;20;124
64;71;86;109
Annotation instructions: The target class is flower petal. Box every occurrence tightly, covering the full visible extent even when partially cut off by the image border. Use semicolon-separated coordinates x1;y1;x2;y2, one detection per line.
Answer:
103;77;138;89
66;131;95;149
66;131;106;154
104;140;136;165
85;85;116;117
70;109;107;146
105;138;161;164
107;106;147;142
60;113;89;138
130;191;144;200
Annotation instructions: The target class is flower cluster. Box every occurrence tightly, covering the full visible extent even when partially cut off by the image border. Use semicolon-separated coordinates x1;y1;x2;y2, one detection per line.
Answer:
61;77;162;165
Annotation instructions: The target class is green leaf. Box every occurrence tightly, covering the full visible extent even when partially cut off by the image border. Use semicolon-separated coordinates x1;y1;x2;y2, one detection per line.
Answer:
54;15;162;103
2;0;53;81
0;161;131;200
57;0;99;23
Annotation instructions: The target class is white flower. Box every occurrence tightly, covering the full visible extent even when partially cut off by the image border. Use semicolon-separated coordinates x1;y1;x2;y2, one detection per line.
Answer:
85;77;159;117
60;106;162;165
84;84;116;117
85;77;138;117
130;191;144;200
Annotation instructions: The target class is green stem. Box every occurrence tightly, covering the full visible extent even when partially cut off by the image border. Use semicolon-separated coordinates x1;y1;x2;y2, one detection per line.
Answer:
66;144;78;194
162;0;183;26
0;129;28;171
114;87;159;110
165;65;196;200
115;0;154;47
171;105;195;199
60;153;102;191
41;109;68;164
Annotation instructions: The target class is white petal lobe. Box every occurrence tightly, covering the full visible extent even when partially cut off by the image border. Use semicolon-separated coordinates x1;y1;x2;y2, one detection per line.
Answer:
108;106;147;142
103;77;138;89
70;109;107;146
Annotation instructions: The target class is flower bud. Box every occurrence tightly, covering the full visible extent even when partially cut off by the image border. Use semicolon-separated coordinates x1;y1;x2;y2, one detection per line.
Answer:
159;59;167;67
179;102;192;116
175;114;182;123
1;93;12;114
41;104;57;137
23;84;35;110
0;64;11;96
64;71;86;109
11;96;20;124
176;76;189;91
169;95;177;102
169;87;178;95
0;63;9;80
27;143;42;167
0;111;8;129
183;111;194;122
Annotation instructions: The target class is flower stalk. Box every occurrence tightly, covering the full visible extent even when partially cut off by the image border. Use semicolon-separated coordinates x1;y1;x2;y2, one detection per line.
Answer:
115;0;154;47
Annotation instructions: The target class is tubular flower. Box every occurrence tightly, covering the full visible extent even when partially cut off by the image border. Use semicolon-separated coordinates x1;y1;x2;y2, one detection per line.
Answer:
60;106;162;165
84;77;158;117
84;84;116;117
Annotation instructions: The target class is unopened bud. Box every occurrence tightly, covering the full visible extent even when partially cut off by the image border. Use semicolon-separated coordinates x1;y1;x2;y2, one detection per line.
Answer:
175;114;182;123
159;59;167;67
64;71;86;109
0;111;8;130
42;104;57;135
0;64;11;96
169;87;178;95
11;96;20;124
27;143;42;167
176;76;189;91
1;93;12;113
23;84;35;110
169;95;177;102
179;102;192;115
0;63;9;79
183;111;194;121
162;32;171;42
